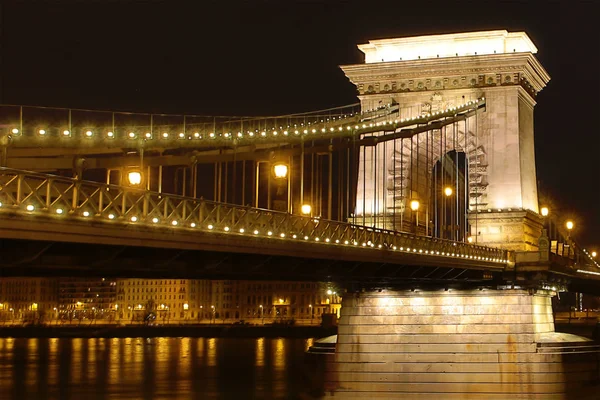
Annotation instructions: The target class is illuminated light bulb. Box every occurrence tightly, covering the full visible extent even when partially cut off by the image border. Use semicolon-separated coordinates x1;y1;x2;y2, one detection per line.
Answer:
237;132;243;137
11;128;19;134
209;133;215;138
63;130;70;136
294;130;299;135
194;132;200;138
325;238;330;242
171;221;178;226
26;205;35;211
163;132;169;138
280;233;285;238
273;131;278;136
312;129;316;133
85;130;93;137
267;231;272;236
261;131;266;137
239;228;245;233
56;208;63;214
152;217;159;223
107;131;114;137
108;214;115;219
292;234;297;239
82;211;90;217
224;226;230;231
224;133;229;137
207;224;213;229
315;237;320;241
362;243;366;247
321;128;326;133
145;132;152;138
190;223;196;228
344;240;349;244
249;132;254;136
179;132;185;138
128;132;135;138
304;236;309;240
253;230;259;234
393;246;397;250
130;216;138;222
283;131;288;135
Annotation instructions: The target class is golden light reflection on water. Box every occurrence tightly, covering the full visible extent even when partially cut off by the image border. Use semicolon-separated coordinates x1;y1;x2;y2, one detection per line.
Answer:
196;337;204;359
87;338;97;382
108;338;120;386
207;338;217;366
274;338;285;369
155;337;169;379
255;337;265;367
26;339;38;386
49;338;59;388
179;338;190;380
1;337;305;398
72;338;83;385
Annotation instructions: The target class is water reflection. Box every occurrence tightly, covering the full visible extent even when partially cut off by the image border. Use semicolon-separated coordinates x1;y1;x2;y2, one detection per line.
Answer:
0;337;312;399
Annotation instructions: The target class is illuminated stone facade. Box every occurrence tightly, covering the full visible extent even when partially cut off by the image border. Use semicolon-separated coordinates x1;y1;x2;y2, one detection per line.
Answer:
115;278;211;323
328;289;599;399
0;277;59;322
342;30;550;251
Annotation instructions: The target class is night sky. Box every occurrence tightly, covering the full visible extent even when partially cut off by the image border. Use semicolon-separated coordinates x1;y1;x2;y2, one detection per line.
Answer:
1;1;598;246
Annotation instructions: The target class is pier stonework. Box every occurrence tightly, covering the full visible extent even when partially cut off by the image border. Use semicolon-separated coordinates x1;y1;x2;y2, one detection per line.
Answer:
326;289;600;399
341;30;551;251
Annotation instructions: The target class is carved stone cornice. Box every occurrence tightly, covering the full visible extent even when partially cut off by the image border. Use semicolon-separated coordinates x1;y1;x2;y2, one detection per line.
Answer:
341;52;550;95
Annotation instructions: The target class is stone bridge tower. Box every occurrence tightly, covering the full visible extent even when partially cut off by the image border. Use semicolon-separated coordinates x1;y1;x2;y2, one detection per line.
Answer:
341;30;550;251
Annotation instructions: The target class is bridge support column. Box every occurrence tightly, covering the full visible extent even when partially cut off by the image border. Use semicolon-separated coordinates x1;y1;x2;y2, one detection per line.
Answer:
468;209;543;251
326;288;600;399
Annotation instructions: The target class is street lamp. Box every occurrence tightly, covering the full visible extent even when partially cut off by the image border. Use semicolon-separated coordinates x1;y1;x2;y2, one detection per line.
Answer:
592;251;597;258
127;170;143;186
273;163;288;179
566;220;574;231
443;187;454;240
301;204;312;216
410;200;420;234
259;304;264;324
541;206;549;217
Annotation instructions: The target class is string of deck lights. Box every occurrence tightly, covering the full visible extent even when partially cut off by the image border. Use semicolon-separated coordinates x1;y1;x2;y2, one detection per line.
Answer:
0;196;508;264
6;99;483;143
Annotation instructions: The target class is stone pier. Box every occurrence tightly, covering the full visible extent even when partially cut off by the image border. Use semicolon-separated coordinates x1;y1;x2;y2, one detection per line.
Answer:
325;289;600;399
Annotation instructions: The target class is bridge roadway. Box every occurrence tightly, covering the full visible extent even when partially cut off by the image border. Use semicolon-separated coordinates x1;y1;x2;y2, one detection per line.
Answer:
0;167;598;290
0;167;507;280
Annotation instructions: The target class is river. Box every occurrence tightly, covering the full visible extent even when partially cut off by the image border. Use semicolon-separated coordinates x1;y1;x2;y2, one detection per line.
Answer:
0;337;317;399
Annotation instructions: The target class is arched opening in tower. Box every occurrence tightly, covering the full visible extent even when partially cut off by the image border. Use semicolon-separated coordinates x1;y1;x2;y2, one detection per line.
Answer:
431;150;469;241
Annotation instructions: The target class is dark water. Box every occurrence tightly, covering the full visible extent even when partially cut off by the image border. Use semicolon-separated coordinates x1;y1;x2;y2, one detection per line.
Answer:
0;337;316;400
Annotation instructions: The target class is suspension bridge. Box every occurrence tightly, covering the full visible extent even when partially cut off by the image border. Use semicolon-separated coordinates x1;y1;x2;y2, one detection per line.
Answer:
1;30;599;399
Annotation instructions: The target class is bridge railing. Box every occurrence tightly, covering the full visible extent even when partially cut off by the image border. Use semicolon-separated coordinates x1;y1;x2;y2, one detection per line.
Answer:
0;168;508;264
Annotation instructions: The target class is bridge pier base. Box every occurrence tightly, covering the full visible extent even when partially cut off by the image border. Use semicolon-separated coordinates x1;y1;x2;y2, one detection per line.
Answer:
325;288;600;399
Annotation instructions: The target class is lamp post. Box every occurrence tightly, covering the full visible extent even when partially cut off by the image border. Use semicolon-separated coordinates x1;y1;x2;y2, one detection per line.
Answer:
410;200;420;234
301;204;312;217
565;220;574;258
444;187;453;240
272;162;290;212
259;304;264;325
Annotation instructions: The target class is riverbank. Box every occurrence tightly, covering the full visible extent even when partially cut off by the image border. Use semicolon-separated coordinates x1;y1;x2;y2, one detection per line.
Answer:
0;324;337;338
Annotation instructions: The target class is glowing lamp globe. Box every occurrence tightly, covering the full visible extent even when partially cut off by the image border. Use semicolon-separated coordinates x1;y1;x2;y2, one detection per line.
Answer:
127;171;142;186
273;163;288;179
410;200;420;211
